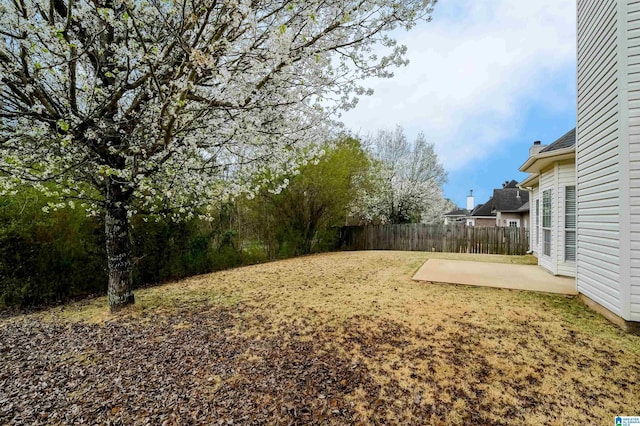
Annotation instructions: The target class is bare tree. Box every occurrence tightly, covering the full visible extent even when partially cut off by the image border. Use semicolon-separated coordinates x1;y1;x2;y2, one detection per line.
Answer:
0;0;435;310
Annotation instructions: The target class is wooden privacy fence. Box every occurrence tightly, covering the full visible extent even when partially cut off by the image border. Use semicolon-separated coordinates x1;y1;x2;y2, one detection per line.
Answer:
339;224;530;255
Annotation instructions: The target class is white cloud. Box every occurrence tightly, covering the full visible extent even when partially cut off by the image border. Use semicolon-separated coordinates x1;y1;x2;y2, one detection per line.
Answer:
339;0;576;171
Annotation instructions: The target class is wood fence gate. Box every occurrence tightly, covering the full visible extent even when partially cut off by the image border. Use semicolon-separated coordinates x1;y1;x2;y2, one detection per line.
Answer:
338;224;530;255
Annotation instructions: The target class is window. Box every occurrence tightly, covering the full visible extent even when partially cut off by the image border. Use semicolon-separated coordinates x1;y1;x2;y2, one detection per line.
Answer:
542;189;552;256
509;220;518;228
565;186;576;261
535;198;540;246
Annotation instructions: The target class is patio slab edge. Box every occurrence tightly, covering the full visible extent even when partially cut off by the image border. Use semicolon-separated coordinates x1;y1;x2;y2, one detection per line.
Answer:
412;259;577;295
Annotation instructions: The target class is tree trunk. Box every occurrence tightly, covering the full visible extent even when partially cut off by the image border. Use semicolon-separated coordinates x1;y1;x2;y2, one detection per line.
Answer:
105;178;134;312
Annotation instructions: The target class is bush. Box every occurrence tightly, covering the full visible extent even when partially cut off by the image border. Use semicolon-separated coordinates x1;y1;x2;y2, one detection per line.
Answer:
242;138;371;258
0;191;106;307
0;191;256;308
0;144;367;309
131;219;249;283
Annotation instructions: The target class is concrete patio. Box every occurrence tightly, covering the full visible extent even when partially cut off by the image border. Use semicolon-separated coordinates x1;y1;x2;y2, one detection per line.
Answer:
412;259;577;295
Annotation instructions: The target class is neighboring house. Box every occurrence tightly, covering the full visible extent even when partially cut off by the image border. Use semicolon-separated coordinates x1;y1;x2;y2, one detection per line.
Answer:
469;181;530;228
443;208;469;225
519;129;576;278
575;0;640;331
492;180;530;228
517;202;530;229
443;191;476;225
468;199;496;227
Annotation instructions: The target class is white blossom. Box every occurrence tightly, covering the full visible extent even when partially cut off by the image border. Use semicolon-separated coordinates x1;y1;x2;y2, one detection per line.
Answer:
1;0;436;220
351;126;448;224
0;0;435;307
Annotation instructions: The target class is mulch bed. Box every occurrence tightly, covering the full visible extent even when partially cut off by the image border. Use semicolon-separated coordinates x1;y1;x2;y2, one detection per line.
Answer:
0;309;376;425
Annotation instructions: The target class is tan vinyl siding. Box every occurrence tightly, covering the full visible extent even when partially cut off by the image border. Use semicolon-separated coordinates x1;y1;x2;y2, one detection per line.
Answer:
498;212;524;227
628;0;640;320
577;0;622;315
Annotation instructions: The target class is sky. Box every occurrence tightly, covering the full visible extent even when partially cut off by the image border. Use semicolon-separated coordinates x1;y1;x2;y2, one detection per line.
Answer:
339;0;577;209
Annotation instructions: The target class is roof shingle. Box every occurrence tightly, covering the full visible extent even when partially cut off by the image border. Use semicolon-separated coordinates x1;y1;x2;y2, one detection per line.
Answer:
444;209;469;217
493;188;529;212
539;128;576;153
471;199;496;217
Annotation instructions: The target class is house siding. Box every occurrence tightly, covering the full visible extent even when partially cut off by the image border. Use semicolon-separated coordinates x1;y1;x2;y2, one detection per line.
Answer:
577;0;623;316
498;212;525;227
473;218;496;227
539;168;556;274
531;187;540;256
557;161;577;277
521;212;530;230
628;0;640;320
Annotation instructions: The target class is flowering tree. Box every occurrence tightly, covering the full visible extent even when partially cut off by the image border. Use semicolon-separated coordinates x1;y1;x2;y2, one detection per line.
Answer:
352;126;447;224
420;195;457;225
0;0;435;310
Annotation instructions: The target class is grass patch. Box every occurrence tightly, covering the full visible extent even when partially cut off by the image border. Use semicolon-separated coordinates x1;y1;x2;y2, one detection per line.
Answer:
2;251;639;424
38;279;239;324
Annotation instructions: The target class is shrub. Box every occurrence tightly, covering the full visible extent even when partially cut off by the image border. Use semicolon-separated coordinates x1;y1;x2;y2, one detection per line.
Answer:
0;191;253;307
0;191;106;307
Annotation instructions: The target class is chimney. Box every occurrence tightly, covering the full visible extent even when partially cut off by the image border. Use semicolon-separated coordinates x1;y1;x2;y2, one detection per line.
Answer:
529;140;546;156
466;190;474;211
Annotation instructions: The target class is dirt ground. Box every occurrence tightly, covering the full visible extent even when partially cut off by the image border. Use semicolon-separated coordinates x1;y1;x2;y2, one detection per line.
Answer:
1;251;639;425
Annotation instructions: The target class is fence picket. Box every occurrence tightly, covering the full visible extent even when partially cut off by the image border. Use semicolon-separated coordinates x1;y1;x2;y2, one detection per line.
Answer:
339;224;529;255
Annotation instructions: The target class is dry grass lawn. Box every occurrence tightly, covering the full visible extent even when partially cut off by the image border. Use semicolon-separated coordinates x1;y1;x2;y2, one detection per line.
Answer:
2;251;639;425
